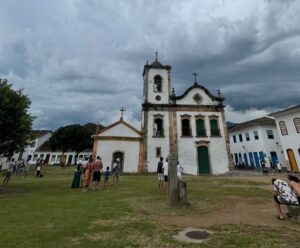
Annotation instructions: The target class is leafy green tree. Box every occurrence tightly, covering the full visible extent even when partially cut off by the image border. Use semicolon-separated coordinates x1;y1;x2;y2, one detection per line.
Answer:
0;79;34;157
49;124;93;165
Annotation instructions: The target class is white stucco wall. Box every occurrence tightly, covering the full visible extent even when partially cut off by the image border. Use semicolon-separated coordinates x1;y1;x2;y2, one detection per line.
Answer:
274;110;300;169
176;111;228;175
229;125;285;168
99;123;140;138
147;68;170;104
147;111;170;172
34;151;91;165
96;140;140;173
176;88;218;106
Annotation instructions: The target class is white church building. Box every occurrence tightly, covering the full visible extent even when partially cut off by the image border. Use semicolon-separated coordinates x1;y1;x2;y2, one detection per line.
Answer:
270;105;300;172
93;57;230;175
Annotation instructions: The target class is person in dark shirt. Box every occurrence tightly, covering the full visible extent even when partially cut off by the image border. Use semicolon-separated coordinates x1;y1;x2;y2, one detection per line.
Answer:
157;157;164;190
104;166;110;189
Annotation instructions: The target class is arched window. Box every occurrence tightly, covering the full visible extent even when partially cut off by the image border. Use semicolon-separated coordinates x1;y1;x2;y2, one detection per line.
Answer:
279;121;288;135
154;75;162;92
181;119;191;136
154;118;164;137
294;118;300;133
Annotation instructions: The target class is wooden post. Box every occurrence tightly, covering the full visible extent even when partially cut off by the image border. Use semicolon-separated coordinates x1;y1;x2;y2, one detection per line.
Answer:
168;153;179;205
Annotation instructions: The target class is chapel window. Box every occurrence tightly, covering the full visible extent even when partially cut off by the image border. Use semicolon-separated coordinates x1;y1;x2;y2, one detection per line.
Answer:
254;130;259;140
156;147;161;158
209;116;221;136
239;134;243;142
279;121;288;135
195;117;206;137
181;116;192;137
154;75;162;92
154;117;164;137
294;118;300;133
266;130;274;139
233;135;237;143
245;132;250;141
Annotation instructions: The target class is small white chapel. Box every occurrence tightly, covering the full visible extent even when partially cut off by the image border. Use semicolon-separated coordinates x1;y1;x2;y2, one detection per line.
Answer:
93;55;230;175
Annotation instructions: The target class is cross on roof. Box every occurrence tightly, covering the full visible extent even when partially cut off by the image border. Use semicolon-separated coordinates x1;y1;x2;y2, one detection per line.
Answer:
155;51;158;61
120;107;125;120
193;72;198;83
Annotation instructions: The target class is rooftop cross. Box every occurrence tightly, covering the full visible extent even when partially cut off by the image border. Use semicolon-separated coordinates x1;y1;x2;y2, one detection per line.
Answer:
155;51;158;61
120;107;126;120
192;72;198;83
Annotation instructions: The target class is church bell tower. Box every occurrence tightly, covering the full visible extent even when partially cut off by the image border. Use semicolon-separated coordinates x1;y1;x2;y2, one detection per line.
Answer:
140;53;172;172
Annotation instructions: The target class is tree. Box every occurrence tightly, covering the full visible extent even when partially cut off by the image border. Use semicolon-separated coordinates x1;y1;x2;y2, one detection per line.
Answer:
0;79;34;157
49;124;92;165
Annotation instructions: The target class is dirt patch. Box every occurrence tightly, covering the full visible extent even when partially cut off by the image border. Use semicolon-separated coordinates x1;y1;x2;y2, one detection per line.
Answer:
156;198;300;230
84;232;113;241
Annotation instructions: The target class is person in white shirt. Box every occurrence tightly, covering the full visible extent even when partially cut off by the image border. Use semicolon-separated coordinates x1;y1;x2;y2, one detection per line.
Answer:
162;158;168;185
177;162;183;180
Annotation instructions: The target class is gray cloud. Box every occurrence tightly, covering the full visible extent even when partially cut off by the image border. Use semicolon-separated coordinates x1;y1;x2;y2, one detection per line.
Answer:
0;0;300;129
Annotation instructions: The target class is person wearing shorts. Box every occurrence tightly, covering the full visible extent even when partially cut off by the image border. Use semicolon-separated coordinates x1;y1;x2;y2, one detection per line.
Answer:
112;159;120;185
157;157;164;190
92;156;103;190
104;166;110;189
272;177;299;220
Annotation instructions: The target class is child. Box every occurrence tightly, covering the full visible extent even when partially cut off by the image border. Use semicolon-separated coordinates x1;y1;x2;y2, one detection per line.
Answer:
104;166;110;189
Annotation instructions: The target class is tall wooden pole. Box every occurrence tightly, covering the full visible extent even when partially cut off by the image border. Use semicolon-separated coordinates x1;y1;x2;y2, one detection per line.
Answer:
168;154;178;205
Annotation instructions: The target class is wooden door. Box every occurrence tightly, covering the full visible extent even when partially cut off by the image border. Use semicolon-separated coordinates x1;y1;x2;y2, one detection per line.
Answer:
198;146;210;174
287;149;299;172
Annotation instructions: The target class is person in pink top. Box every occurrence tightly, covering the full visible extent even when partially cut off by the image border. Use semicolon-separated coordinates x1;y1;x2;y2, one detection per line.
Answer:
92;156;103;190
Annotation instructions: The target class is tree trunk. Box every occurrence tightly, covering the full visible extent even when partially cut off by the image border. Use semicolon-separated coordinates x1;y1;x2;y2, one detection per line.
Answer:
168;154;179;205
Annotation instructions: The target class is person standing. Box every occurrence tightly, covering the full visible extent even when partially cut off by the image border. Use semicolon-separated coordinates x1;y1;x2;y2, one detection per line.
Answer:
36;159;42;178
162;158;168;188
71;161;82;189
112;159;120;185
92;156;103;190
177;161;184;181
3;158;15;185
103;166;110;189
261;158;268;175
84;157;93;189
81;157;88;188
276;160;282;173
157;157;164;190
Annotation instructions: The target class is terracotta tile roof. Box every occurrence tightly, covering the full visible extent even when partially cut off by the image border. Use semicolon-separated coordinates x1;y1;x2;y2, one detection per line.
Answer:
269;104;300;117
229;117;276;132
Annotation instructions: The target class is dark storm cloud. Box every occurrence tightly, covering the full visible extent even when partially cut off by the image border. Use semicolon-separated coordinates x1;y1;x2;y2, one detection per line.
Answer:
0;0;300;129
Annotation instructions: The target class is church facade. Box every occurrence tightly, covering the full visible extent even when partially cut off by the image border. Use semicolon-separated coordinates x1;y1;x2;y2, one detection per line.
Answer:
140;58;230;175
93;57;230;175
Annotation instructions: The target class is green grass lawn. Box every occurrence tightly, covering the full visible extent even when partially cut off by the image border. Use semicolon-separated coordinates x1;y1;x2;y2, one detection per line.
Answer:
0;167;299;248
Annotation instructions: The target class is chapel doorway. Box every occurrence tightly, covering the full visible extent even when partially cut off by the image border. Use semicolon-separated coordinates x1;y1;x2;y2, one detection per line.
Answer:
287;149;299;172
197;146;210;174
112;151;124;172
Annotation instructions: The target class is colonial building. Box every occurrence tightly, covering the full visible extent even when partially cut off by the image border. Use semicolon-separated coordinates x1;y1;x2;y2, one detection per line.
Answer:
34;140;92;165
228;117;284;168
93;57;230;175
270;105;300;172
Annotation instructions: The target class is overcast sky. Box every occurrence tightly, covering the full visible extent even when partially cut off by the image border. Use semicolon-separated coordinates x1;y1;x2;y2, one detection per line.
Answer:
1;0;299;130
